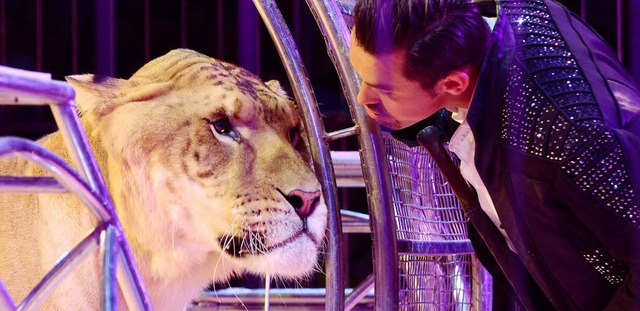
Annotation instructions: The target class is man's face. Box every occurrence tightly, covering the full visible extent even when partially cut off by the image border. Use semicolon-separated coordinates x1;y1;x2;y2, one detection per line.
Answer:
349;31;445;130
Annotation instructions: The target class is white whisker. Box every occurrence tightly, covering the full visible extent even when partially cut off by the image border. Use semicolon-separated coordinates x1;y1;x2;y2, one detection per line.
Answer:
212;215;242;304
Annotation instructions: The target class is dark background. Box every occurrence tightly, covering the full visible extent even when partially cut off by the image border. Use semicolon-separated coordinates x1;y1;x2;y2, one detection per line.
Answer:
0;0;638;293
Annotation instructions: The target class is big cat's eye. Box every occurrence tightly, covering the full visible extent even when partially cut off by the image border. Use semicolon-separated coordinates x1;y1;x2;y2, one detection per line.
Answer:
212;117;233;135
289;127;301;146
207;117;241;142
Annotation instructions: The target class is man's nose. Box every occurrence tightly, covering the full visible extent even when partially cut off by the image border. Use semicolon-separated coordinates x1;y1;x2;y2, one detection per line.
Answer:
356;83;378;105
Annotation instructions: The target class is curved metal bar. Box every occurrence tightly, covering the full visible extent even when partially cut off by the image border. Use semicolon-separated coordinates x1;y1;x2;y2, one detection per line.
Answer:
304;0;399;309
18;226;102;311
117;245;153;311
196;288;375;307
326;125;358;141
0;73;75;105
251;1;346;310
0;176;67;193
344;273;374;311
55;102;153;311
0;280;16;311
0;137;110;222
340;209;370;233
53;101;152;311
50;101;104;193
116;247;150;311
1;69;152;310
0;137;152;311
99;225;118;311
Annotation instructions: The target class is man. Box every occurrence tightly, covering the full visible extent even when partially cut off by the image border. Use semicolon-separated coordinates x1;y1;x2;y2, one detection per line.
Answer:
349;0;640;310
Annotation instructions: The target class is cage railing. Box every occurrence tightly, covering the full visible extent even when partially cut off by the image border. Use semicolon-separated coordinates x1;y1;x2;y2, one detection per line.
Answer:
0;67;152;311
1;0;492;309
251;0;396;309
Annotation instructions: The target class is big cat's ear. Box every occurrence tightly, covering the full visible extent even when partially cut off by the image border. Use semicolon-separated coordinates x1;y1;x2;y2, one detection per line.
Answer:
66;74;128;118
265;80;289;99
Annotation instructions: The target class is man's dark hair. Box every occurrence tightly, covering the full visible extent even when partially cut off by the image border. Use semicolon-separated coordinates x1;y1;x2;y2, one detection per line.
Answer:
353;0;491;89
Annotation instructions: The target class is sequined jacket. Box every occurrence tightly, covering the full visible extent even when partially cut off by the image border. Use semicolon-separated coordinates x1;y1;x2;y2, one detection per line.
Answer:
465;0;640;310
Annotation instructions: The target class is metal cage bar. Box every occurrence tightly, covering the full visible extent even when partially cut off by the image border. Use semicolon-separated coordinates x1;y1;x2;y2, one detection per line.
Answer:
302;1;401;309
251;1;346;309
302;1;493;310
0;68;152;311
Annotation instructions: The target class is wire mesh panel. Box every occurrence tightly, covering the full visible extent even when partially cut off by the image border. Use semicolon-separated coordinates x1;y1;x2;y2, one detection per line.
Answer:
383;133;490;311
384;133;466;242
399;254;473;310
384;135;467;241
0;67;151;311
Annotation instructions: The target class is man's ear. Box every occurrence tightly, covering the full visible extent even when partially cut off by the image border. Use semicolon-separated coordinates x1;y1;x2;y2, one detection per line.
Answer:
435;69;471;96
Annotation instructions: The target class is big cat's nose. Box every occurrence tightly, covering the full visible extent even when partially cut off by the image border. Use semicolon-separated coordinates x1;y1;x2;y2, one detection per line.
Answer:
280;189;321;219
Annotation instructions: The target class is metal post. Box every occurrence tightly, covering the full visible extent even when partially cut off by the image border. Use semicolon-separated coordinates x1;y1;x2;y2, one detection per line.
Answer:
304;1;399;309
96;0;115;76
239;0;261;75
144;0;151;62
251;1;347;309
631;0;640;84
71;0;79;73
35;0;43;71
616;0;622;61
1;0;7;65
99;225;118;311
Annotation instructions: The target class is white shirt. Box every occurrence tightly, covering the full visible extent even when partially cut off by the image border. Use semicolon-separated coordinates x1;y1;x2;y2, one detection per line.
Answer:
448;108;517;252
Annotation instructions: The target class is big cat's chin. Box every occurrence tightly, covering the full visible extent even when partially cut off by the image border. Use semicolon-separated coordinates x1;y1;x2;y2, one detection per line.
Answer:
230;234;321;278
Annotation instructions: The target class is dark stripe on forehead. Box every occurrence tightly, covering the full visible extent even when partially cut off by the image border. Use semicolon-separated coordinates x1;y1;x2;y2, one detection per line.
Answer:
169;61;208;81
206;106;231;121
163;57;188;75
257;90;295;126
230;98;243;119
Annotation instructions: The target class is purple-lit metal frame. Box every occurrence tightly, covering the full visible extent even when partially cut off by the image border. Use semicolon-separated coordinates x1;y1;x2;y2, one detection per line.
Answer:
0;72;152;311
255;1;493;310
254;0;399;309
1;0;492;309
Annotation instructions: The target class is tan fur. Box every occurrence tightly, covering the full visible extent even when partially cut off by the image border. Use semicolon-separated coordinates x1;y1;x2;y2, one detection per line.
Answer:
0;49;327;311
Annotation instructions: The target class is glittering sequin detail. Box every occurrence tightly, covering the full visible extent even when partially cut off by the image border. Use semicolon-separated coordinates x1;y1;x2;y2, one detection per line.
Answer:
499;0;637;285
499;0;639;227
582;250;628;285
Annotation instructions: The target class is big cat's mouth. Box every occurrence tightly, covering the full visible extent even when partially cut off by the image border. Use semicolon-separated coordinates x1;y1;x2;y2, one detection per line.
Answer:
218;230;317;258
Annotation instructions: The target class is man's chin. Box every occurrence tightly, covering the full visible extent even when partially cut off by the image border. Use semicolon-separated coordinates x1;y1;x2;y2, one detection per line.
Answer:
365;112;416;131
378;123;401;131
380;121;417;131
379;125;392;132
370;117;400;131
